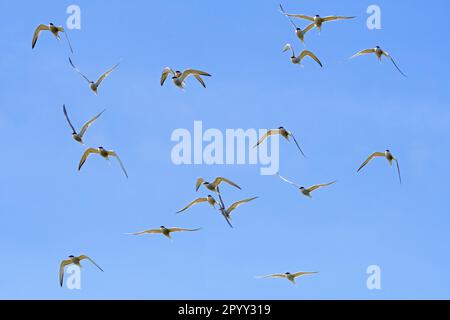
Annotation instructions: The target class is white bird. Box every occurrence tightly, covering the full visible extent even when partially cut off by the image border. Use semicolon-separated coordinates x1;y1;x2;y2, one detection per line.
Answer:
32;23;73;53
258;271;318;285
177;195;218;214
357;150;402;183
279;4;315;44
351;46;406;77
254;126;306;157
277;173;336;198
59;254;103;287
283;12;355;33
69;57;120;95
161;67;211;89
78;147;128;178
127;226;201;239
63;105;105;144
196;177;241;193
282;44;322;68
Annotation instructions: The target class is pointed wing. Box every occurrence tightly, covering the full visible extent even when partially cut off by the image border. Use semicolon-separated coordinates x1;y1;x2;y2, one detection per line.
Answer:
227;197;258;215
32;24;50;49
161;67;175;86
213;177;241;189
394;159;402;184
357;152;385;172
322;16;355;22
285;14;314;21
282;43;294;56
193;74;207;88
308;181;336;192
259;273;287;279
299;50;323;67
78;148;100;170
351;48;376;59
128;229;162;235
59;259;72;287
195;178;205;191
279;4;298;29
277;173;300;189
293;271;318;278
179;69;211;82
168;228;201;233
95;62;120;87
303;22;316;33
383;51;407;77
176;198;208;214
79;109;105;137
79;255;104;272
69;57;92;83
107;151;128;178
289;133;306;157
62;104;77;134
254;129;281;148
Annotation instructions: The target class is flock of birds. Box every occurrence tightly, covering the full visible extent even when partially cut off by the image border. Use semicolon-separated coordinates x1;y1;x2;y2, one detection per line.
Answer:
31;4;405;288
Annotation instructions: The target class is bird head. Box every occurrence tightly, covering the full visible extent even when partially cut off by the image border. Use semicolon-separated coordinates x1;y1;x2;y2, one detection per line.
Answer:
207;195;213;198
49;23;54;26
160;226;165;229
386;149;390;152
203;182;209;185
300;187;305;190
285;272;291;275
175;71;182;77
68;255;75;258
314;15;320;18
98;146;104;150
278;126;285;130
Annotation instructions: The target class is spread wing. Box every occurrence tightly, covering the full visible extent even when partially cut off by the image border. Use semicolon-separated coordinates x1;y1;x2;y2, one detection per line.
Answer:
394;159;402;184
32;24;50;49
79;255;104;272
293;271;318;278
179;69;211;82
59;259;72;287
289;132;306;157
69;57;92;83
160;67;175;86
303;22;316;33
167;228;201;233
176;198;208;214
62;104;77;134
193;74;207;88
213;177;241;189
79;109;105;137
259;273;287;279
277;173;300;189
127;229;162;235
279;4;298;29
107;151;128;178
308;181;336;192
299;50;323;67
254;129;281;148
285;14;314;21
351;48;376;59
95;62;120;87
383;51;407;77
322;16;355;22
195;178;205;191
78;148;100;170
227;197;258;215
357;152;385;172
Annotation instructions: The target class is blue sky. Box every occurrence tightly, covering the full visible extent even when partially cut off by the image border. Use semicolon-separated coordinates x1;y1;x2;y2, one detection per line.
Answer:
0;0;450;299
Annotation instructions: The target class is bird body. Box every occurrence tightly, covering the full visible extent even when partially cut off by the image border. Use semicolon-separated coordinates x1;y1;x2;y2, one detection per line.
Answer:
63;105;104;145
259;271;317;285
196;177;241;193
283;44;323;68
357;150;402;183
127;226;201;239
161;67;211;89
283;12;355;33
78;147;128;178
351;46;406;77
